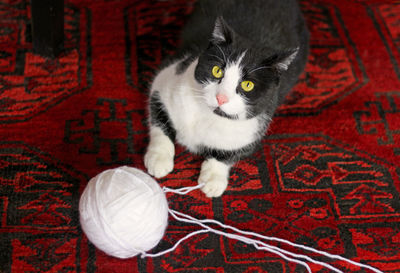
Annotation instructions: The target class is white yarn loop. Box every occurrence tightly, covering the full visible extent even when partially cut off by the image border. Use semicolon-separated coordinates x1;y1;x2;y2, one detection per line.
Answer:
79;167;384;273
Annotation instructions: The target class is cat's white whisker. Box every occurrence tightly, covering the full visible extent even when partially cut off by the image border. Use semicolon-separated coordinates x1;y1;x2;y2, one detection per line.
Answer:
208;54;224;62
248;66;272;74
216;44;227;63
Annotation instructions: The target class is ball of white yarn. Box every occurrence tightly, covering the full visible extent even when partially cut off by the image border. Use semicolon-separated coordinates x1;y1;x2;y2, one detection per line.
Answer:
79;166;169;259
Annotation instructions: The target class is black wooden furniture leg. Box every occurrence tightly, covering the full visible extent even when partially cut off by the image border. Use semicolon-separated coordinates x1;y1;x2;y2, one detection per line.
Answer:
30;0;64;58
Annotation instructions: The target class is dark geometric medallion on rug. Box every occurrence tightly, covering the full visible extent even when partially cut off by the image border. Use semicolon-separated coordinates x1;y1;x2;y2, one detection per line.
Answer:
278;1;368;116
0;142;84;272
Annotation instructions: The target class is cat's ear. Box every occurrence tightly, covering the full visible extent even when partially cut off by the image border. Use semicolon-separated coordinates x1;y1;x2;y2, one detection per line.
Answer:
263;48;299;71
211;17;234;44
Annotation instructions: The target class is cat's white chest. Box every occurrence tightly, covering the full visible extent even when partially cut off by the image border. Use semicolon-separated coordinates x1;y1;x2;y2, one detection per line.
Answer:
151;62;260;152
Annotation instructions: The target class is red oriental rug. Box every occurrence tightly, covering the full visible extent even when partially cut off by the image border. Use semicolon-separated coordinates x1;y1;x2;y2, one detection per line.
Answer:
1;0;400;272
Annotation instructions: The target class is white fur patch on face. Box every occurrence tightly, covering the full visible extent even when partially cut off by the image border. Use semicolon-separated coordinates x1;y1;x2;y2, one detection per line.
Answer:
203;53;248;118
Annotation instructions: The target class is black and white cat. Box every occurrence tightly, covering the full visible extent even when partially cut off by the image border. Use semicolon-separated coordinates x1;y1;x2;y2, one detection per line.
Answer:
144;0;309;197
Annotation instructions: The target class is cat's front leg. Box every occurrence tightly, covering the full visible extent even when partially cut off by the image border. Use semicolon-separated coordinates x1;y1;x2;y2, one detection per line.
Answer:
199;158;231;198
144;126;175;178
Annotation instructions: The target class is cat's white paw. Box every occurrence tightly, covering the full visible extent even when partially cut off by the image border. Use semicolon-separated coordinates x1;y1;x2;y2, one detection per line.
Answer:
144;127;175;178
198;158;230;198
144;150;174;178
200;177;228;198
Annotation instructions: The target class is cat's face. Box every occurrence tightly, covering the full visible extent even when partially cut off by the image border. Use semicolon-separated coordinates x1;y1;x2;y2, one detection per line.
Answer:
194;17;298;120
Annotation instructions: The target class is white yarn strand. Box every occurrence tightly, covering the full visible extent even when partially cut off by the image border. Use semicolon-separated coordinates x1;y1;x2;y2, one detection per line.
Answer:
141;229;209;258
144;210;313;273
168;209;314;273
156;184;383;273
163;183;205;195
180;214;384;273
169;209;339;273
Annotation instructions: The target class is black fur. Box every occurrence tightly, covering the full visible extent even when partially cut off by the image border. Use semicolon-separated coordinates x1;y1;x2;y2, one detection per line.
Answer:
199;143;258;164
149;91;176;141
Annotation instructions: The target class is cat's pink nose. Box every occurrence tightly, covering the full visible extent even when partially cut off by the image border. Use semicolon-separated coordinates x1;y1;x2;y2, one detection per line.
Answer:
216;94;229;106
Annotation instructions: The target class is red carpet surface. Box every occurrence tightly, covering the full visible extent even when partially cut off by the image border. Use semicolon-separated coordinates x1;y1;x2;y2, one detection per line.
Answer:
1;0;400;272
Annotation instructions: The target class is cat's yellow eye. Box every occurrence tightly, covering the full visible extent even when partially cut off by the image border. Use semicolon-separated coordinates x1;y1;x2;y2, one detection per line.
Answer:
241;81;254;92
212;65;223;79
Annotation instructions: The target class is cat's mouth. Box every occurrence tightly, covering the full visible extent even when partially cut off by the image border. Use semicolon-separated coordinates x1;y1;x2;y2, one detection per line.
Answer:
213;108;238;120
